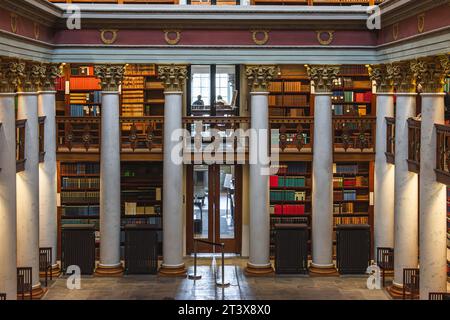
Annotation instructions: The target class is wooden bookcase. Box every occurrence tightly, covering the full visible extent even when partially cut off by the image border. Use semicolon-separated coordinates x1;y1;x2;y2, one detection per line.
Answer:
58;161;101;258
120;162;164;256
269;162;312;257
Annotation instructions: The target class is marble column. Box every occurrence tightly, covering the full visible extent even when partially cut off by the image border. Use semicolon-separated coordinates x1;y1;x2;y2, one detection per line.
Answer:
390;62;419;295
370;65;395;260
158;65;188;276
308;65;340;275
245;65;278;275
38;64;60;277
0;60;22;300
413;56;449;299
16;62;44;298
94;65;124;276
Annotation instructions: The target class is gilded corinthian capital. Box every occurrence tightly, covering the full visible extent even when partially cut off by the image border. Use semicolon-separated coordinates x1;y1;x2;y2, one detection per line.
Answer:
157;65;188;92
94;65;124;92
369;64;394;93
39;64;62;91
306;65;340;93
411;55;450;93
389;61;416;93
245;65;279;92
17;62;44;93
0;59;24;93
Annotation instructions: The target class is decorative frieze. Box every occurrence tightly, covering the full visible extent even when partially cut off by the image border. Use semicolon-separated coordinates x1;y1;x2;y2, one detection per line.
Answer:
94;65;124;92
245;65;279;92
157;65;188;92
369;64;394;93
0;59;24;93
411;55;450;93
389;62;417;93
306;65;340;93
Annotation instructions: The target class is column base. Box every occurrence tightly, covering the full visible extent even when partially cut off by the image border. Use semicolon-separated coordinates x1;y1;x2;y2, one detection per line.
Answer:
244;263;274;276
17;284;46;300
309;263;339;277
40;264;61;278
94;263;124;277
159;264;187;277
387;282;405;299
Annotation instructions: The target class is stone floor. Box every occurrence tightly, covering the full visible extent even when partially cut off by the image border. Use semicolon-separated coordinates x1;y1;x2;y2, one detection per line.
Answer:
42;257;391;300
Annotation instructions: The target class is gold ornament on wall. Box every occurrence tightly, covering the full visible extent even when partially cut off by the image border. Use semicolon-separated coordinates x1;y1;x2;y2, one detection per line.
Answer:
100;29;118;45
392;23;399;40
34;22;40;40
10;13;18;34
316;31;334;46
417;14;425;33
251;30;269;45
164;30;181;45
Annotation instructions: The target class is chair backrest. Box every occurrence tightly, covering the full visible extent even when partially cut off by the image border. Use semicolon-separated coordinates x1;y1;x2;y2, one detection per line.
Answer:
17;267;32;294
0;293;6;301
376;247;394;267
403;268;420;289
39;247;52;271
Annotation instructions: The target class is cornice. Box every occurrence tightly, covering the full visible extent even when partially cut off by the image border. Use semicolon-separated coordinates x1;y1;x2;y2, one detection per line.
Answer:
0;0;63;27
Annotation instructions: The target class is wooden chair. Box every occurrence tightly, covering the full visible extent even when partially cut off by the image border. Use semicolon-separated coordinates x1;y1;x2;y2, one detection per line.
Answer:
376;247;394;287
0;293;6;300
402;268;420;300
39;247;53;287
17;267;32;300
429;292;450;300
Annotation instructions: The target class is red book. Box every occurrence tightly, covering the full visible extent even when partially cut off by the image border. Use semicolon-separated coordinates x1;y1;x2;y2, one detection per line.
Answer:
364;91;373;103
270;175;279;188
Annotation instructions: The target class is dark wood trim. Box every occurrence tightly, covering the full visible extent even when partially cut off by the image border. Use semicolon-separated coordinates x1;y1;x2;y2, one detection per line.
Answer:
435;169;450;185
385;152;395;164
407;159;420;174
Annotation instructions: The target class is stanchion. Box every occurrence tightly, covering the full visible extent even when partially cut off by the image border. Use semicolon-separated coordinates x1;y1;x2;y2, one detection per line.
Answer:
216;243;230;288
188;240;202;280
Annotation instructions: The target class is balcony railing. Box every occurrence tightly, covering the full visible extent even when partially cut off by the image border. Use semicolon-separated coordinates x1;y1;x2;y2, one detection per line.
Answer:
16;120;26;172
56;117;101;152
120;116;164;152
333;116;376;153
435;124;450;185
407;118;421;173
385;117;395;164
270;117;313;152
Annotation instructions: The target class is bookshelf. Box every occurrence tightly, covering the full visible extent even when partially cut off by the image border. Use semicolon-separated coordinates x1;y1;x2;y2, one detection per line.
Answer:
121;64;165;117
447;187;450;279
58;161;101;257
269;162;312;257
331;65;374;117
268;65;311;117
120;162;164;256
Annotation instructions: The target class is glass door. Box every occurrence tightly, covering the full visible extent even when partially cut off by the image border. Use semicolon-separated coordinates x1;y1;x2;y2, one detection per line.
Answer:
187;164;241;253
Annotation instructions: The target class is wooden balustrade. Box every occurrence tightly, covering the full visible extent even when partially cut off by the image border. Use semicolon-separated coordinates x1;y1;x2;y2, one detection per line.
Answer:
407;118;421;173
48;0;380;4
38;116;46;163
120;116;164;152
435;124;450;185
56;117;101;152
48;0;179;4
16;120;26;172
333;116;376;153
385;117;395;164
269;117;313;152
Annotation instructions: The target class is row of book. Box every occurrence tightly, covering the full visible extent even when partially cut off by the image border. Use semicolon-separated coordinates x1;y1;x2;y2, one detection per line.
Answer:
124;64;155;76
145;81;164;90
269;95;308;107
69;92;102;104
124;202;161;215
270;190;307;201
122;187;162;201
333;216;369;226
272;163;309;175
333;105;367;116
333;176;368;188
334;190;369;201
61;191;100;203
332;91;372;103
333;78;372;89
333;164;363;174
69;77;101;91
62;177;100;189
62;205;100;217
61;218;99;228
333;202;357;214
268;81;308;93
61;163;100;175
122;76;144;89
69;105;100;117
339;65;369;75
121;217;162;226
71;66;94;76
270;175;307;188
270;204;306;215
